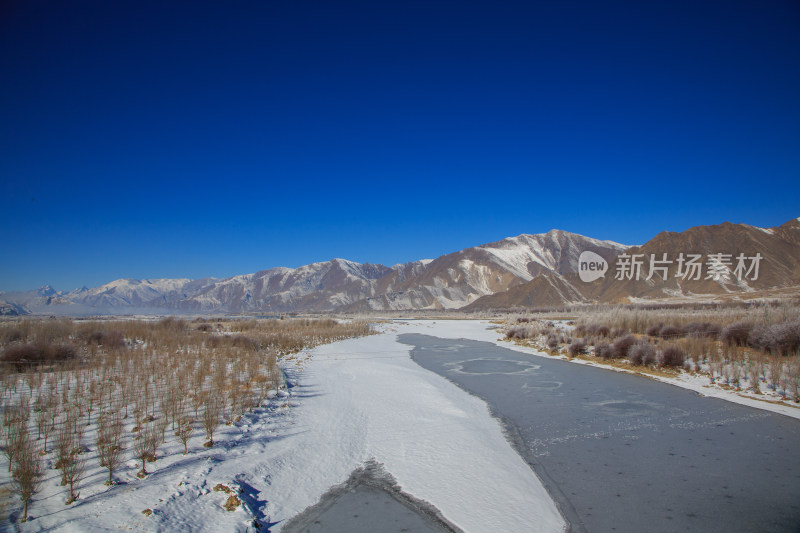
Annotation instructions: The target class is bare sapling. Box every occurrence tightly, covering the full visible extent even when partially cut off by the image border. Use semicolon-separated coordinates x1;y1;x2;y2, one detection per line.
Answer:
97;412;124;485
178;416;194;454
11;430;42;522
55;413;84;505
3;397;30;441
61;445;85;504
227;378;240;424
202;395;221;447
133;423;157;478
2;408;27;472
790;361;800;402
156;414;169;445
86;379;98;425
165;383;180;431
768;356;782;391
145;422;160;464
34;403;52;454
191;370;206;418
54;415;76;486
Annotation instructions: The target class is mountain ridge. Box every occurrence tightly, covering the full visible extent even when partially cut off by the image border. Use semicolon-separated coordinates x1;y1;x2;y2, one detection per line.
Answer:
2;218;798;316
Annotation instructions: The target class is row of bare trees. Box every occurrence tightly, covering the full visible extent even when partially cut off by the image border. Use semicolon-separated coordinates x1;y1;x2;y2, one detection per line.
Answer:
0;317;372;523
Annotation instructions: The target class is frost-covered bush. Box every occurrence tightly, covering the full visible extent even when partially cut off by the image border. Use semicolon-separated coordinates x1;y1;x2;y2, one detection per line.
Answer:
594;342;613;359
748;319;800;356
721;321;753;347
594;325;610;338
645;323;663;337
506;325;534;340
1;343;77;368
611;335;637;359
582;324;610;338
1;327;24;343
546;334;560;350
610;328;628;339
682;322;721;339
628;342;656;366
773;319;800;355
568;341;587;357
658;325;683;339
659;345;686;368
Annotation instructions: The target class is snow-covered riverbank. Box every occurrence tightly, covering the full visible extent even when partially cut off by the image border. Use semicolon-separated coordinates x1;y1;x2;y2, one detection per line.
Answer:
4;320;565;532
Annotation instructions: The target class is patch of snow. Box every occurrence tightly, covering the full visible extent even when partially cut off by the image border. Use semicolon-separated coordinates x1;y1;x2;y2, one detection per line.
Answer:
743;224;774;235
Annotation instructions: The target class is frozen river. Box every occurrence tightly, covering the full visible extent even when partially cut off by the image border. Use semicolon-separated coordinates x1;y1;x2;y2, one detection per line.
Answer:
400;333;800;533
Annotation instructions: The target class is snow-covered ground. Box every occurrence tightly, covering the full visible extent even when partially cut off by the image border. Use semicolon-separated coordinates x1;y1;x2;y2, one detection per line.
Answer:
8;318;799;531
3;320;565;532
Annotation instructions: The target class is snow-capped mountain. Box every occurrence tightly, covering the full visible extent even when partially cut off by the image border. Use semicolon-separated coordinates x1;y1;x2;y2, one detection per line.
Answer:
1;229;625;314
344;230;627;311
465;217;800;310
4;218;798;315
66;278;199;307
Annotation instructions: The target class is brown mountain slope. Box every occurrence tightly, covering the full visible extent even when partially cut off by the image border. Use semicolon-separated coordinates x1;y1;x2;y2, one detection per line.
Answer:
462;272;585;310
466;217;800;309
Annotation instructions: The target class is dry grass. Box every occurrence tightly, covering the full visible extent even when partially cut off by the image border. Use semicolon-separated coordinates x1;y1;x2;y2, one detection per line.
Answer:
502;301;800;403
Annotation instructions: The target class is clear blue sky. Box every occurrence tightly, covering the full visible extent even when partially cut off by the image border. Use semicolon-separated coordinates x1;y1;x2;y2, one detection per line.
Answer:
1;0;798;291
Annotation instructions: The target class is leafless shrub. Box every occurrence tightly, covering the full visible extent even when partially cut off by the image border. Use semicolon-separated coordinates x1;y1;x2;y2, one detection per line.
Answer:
178;417;194;454
682;322;721;339
0;343;77;370
645;323;663;337
35;393;56;453
61;448;84;504
611;335;637;359
594;342;613;359
231;335;259;350
592;325;610;338
54;415;76;486
54;414;84;504
659;345;686;368
145;422;161;462
506;326;530;339
545;334;560;350
749;319;800;356
721;321;753;347
2;415;26;473
1;327;24;343
788;361;800;402
10;430;42;522
134;423;158;478
629;342;656;366
658;325;683;339
202;396;222;447
96;412;124;485
568;341;587;357
610;328;627;339
157;317;187;333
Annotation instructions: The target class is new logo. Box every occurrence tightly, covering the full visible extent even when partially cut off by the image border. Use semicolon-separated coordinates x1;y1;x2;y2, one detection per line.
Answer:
578;251;608;282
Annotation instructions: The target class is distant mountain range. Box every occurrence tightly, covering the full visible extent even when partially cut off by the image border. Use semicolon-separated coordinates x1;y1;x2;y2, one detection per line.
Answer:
3;217;799;316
